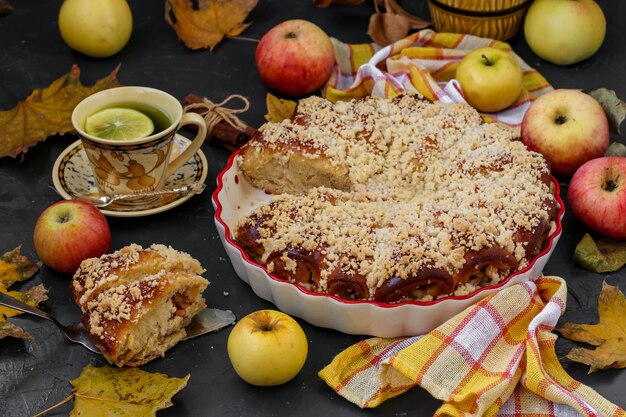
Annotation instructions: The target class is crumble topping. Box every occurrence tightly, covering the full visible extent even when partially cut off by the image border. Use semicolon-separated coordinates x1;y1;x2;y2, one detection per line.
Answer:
72;244;206;333
236;95;558;301
72;243;205;306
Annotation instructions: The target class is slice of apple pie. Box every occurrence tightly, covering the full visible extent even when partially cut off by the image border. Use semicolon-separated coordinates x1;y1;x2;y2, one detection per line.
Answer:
71;243;208;366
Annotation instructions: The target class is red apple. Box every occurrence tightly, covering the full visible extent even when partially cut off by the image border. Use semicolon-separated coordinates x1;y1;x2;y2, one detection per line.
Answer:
33;200;111;274
521;89;609;177
255;19;335;97
568;157;626;240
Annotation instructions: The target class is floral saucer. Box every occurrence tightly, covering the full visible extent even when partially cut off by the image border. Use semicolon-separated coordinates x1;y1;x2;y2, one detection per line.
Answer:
52;135;208;217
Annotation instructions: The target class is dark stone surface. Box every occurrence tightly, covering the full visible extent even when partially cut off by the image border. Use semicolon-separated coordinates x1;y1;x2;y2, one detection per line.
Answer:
0;1;624;416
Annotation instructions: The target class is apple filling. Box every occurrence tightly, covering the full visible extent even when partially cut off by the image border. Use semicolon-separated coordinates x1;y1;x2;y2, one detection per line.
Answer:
114;283;206;367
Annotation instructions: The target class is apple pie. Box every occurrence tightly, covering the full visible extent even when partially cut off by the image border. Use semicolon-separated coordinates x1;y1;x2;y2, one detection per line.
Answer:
234;95;559;303
71;244;208;366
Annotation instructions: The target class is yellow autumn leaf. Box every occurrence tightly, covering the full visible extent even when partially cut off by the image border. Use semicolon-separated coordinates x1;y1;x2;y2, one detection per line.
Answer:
165;0;258;50
0;246;46;339
0;65;121;158
265;93;297;123
558;282;626;372
34;365;190;417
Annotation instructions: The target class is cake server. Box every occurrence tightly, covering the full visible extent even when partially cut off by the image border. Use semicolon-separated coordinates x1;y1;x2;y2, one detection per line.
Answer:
0;291;235;354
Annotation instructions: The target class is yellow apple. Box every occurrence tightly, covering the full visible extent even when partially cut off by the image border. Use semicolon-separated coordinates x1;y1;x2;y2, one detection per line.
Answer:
227;310;308;386
455;47;523;113
524;0;605;65
58;0;133;58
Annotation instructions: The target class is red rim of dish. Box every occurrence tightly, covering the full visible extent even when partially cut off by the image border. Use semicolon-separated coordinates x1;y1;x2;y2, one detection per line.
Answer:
213;149;565;309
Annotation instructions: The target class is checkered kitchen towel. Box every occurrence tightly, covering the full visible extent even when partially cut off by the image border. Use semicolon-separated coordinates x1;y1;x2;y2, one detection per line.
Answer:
319;276;624;416
324;29;552;126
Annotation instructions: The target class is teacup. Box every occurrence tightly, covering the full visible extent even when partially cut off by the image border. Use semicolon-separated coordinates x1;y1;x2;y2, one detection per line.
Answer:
71;86;207;200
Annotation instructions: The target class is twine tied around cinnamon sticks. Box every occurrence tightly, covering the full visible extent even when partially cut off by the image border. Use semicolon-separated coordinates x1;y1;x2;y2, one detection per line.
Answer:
184;94;250;134
183;94;258;152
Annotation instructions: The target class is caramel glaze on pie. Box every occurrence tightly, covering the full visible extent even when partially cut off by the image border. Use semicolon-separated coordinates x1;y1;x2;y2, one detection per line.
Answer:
235;95;559;303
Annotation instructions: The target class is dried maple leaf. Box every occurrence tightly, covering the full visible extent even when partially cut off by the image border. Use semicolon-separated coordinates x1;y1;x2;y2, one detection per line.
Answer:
588;88;626;134
165;0;258;50
0;246;46;340
265;93;296;123
558;282;626;373
34;365;190;417
0;65;121;158
573;233;626;273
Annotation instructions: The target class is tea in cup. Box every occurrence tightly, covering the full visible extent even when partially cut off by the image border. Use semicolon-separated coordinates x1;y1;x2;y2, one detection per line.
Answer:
71;86;207;198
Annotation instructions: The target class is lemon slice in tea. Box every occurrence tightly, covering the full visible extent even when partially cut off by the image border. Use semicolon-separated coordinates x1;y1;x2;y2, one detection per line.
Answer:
85;107;154;141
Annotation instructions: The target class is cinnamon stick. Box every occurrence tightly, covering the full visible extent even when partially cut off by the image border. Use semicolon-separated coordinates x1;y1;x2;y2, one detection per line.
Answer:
183;93;258;152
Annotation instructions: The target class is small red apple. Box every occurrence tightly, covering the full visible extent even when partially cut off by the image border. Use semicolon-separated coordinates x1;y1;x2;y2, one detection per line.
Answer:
255;19;335;97
568;157;626;240
33;200;111;274
521;89;609;177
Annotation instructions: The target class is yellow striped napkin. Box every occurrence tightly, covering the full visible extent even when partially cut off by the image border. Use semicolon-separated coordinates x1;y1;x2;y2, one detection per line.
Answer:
324;29;553;126
319;276;625;417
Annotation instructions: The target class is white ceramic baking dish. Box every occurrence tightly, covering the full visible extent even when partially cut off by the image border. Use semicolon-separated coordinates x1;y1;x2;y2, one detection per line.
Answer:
213;151;564;337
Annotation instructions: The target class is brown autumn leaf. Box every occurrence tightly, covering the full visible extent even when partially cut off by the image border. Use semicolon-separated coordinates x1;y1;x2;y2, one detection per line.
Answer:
165;0;258;50
558;282;626;373
0;65;121;158
383;0;431;30
0;246;46;340
265;93;297;123
34;364;189;417
367;0;431;46
368;12;411;46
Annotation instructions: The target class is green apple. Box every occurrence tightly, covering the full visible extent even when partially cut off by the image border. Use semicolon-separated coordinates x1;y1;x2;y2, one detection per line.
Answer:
227;310;308;386
455;47;523;113
524;0;605;65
